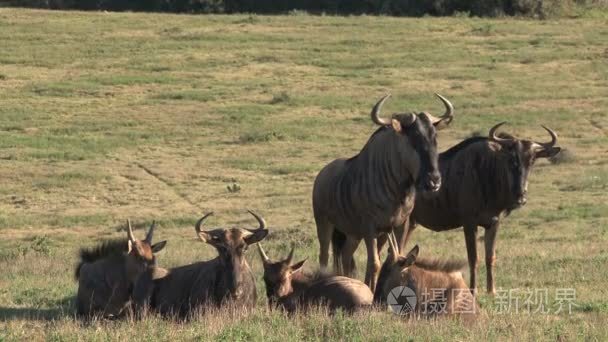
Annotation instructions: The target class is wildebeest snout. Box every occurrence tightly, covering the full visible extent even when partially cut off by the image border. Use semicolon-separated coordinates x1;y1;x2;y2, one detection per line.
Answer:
517;191;528;206
422;172;442;192
232;288;244;299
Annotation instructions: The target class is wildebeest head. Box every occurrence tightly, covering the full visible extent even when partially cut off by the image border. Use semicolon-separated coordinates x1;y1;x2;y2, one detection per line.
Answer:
488;122;561;208
374;232;419;303
195;210;269;300
257;244;307;307
125;220;167;279
371;93;454;193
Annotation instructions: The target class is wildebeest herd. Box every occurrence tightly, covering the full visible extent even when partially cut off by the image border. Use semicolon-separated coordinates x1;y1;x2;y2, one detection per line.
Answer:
74;93;561;321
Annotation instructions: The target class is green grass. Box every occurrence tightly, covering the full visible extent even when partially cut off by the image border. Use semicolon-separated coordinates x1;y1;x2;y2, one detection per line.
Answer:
0;8;607;341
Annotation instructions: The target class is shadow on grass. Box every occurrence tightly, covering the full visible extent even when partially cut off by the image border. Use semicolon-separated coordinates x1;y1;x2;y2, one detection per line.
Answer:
0;296;74;321
0;306;70;321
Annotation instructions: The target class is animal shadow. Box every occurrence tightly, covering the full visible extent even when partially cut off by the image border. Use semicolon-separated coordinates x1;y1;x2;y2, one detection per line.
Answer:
0;296;74;321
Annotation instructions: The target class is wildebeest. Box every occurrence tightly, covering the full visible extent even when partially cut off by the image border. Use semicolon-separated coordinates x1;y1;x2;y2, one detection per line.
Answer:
151;210;269;318
75;220;167;319
313;93;454;291
398;122;561;295
374;233;477;321
257;244;373;314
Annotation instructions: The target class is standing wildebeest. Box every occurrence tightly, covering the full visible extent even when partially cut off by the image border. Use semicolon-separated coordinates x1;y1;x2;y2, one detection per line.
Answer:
313;93;455;291
151;210;269;318
257;244;373;314
75;220;167;318
374;233;478;321
398;122;561;295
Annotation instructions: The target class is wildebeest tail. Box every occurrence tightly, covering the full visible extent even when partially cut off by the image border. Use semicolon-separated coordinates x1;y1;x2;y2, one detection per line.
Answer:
331;229;345;275
75;239;127;280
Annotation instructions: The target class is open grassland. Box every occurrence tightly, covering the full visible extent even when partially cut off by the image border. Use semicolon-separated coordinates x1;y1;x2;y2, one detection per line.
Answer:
0;8;607;341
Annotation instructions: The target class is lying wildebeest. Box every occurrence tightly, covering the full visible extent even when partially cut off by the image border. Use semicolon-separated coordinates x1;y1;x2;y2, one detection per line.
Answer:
374;233;477;321
399;122;561;295
313;93;454;291
151;210;269;318
75;220;167;319
257;244;373;314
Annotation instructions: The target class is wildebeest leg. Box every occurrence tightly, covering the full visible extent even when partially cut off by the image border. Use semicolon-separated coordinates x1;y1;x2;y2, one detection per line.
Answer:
464;224;479;296
75;288;87;317
341;237;360;278
316;216;333;271
484;219;499;295
376;233;388;256
396;218;417;253
363;236;380;293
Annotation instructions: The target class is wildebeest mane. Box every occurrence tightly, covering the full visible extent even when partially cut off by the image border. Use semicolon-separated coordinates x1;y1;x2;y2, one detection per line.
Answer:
339;125;413;219
75;239;128;279
414;257;467;273
345;126;387;162
439;136;487;162
439;132;516;162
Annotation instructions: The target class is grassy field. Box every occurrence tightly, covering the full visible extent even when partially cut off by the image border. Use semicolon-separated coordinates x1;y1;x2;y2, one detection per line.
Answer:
0;8;607;341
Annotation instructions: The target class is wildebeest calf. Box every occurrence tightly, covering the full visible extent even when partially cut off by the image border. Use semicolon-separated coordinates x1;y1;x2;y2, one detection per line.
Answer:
151;210;268;318
374;233;478;322
75;220;167;319
257;244;373;314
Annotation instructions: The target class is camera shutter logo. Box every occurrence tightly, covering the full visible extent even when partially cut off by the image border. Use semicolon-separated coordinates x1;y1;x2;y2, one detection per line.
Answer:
387;286;417;315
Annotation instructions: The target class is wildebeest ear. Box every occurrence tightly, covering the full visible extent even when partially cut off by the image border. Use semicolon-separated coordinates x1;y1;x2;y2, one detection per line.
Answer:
424;112;452;131
151;240;167;253
535;146;561;159
406;245;419;258
397;245;419;268
197;231;212;243
290;258;307;274
244;229;269;245
391;119;402;133
432;118;450;131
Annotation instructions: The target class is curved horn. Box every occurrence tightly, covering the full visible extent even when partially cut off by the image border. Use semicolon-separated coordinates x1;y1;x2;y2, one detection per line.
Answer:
489;122;514;144
435;93;454;123
126;219;136;242
390;232;401;255
286;247;295;265
194;212;214;234
257;242;270;264
370;94;392;126
386;232;397;255
540;125;557;148
247;210;266;230
145;220;156;243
